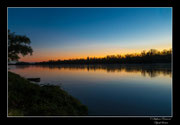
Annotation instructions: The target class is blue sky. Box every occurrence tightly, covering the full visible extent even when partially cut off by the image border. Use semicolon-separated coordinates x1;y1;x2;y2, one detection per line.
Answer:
8;8;172;62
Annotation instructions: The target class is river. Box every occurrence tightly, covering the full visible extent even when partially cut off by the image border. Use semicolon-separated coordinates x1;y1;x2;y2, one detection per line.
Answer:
8;64;172;116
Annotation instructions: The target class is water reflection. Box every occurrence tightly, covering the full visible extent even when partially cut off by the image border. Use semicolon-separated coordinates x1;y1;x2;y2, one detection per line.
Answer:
8;64;172;116
11;63;171;78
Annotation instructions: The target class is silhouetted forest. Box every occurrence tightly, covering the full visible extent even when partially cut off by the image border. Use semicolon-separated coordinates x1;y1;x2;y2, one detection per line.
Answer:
34;49;172;65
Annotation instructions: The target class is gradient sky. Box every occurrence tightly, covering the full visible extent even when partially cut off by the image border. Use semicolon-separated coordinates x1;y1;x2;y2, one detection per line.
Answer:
8;8;172;62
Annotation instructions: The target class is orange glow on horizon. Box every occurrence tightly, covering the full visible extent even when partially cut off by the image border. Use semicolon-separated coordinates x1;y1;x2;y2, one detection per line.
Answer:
19;46;172;62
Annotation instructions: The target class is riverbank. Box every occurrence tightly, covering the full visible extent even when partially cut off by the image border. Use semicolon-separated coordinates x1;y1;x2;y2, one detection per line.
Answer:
8;71;88;116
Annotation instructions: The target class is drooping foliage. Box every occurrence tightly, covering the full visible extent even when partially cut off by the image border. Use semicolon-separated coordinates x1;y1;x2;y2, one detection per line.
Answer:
8;30;33;61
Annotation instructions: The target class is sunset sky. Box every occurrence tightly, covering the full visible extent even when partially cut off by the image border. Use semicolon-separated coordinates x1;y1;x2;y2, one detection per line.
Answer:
8;8;172;62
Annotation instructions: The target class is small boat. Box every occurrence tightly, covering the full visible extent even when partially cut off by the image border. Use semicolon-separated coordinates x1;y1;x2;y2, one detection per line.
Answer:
27;78;40;82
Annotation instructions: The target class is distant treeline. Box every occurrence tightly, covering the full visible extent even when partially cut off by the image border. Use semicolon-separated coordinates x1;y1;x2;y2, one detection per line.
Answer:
16;49;172;65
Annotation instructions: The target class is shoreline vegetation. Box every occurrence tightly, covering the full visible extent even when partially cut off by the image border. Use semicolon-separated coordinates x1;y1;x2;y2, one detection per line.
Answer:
8;48;172;116
10;49;172;65
8;71;88;116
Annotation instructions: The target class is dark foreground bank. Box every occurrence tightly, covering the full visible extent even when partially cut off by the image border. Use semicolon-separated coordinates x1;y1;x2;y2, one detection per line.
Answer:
8;71;88;116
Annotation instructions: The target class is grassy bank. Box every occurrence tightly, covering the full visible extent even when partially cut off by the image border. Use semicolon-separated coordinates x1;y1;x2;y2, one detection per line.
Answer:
8;71;88;116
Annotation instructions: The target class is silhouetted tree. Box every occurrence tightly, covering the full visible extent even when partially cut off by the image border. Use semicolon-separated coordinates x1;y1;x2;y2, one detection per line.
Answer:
8;30;33;61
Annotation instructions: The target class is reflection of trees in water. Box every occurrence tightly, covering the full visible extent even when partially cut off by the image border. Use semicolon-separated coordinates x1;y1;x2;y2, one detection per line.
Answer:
13;65;32;69
13;64;172;78
141;69;171;78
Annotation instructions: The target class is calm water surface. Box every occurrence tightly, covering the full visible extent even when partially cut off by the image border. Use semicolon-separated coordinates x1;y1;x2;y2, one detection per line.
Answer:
8;64;172;116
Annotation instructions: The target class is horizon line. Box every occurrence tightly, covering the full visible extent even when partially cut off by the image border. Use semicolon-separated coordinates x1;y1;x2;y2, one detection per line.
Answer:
16;48;172;63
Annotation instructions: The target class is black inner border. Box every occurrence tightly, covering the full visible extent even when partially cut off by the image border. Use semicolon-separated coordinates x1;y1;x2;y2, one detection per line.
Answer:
0;0;178;124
